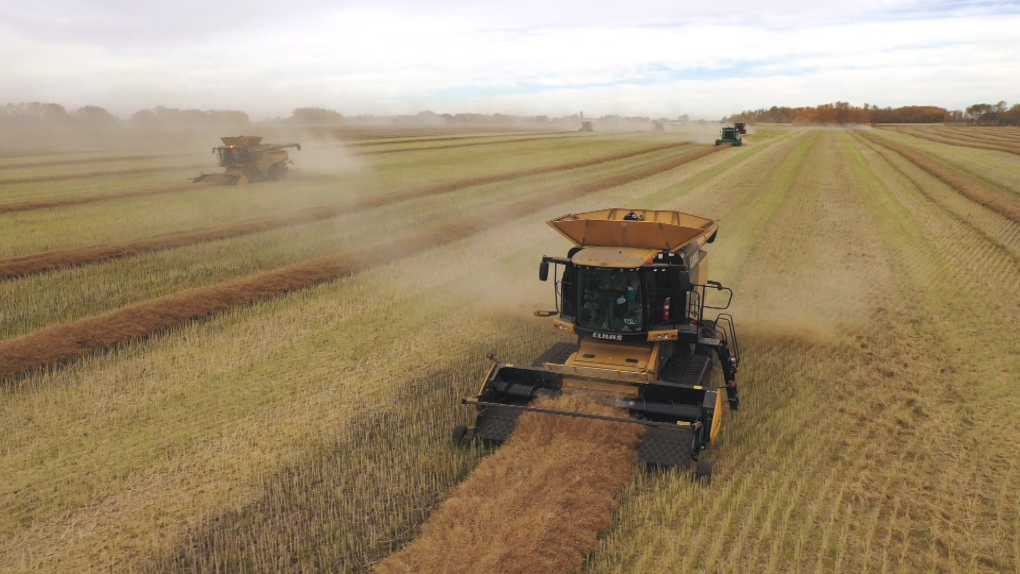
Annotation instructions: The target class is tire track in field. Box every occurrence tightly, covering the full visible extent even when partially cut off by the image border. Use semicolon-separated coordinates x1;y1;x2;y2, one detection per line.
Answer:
859;131;1020;222
0;143;695;279
0;145;725;381
374;395;641;574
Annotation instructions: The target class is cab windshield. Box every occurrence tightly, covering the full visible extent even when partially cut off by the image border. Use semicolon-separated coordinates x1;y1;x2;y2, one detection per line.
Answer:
576;268;644;333
216;147;249;167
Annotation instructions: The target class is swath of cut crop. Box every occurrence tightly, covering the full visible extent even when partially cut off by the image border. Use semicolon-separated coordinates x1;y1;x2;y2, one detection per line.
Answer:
0;183;196;215
860;132;1020;223
360;133;600;155
0;142;694;278
373;394;642;574
0;154;169;171
347;131;566;148
851;132;1020;267
0;145;723;380
884;128;1020;156
0;163;207;186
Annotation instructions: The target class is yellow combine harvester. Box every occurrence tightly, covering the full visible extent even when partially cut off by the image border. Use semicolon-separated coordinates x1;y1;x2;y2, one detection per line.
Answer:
191;136;301;185
454;208;742;482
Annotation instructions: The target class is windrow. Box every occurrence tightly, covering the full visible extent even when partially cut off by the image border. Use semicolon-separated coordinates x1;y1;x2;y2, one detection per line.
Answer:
883;128;1020;157
860;131;1020;223
0;163;207;186
373;394;641;574
0;145;724;381
0;183;195;214
0;142;695;279
358;133;599;155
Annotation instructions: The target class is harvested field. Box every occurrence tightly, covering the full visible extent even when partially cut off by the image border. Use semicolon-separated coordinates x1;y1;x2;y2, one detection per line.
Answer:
0;182;196;214
883;126;1020;156
357;132;594;155
346;131;567;147
0;142;693;278
2;125;1018;574
0;143;723;379
0;163;207;186
860;131;1020;221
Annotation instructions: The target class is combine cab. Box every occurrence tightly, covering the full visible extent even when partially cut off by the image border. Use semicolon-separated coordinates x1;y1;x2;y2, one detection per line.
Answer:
579;121;594;132
454;209;742;482
192;136;301;185
652;121;666;132
715;127;743;146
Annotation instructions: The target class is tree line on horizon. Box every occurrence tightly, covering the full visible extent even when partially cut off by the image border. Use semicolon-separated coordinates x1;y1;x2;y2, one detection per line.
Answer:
6;100;1020;129
0;103;669;129
730;101;1020;125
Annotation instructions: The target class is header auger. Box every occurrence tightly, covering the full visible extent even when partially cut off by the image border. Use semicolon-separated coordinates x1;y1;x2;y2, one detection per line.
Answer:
191;136;301;185
454;208;743;483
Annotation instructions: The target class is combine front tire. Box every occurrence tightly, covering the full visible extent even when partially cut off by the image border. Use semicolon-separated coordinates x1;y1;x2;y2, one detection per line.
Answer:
269;163;288;181
452;424;469;446
695;459;713;484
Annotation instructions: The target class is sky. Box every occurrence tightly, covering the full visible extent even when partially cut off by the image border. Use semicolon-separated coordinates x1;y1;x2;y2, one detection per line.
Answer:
2;0;1019;119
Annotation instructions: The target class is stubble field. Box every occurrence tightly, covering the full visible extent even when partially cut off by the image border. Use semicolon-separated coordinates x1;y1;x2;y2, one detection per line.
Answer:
1;124;1018;573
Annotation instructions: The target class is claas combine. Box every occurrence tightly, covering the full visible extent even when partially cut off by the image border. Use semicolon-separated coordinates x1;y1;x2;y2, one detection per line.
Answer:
191;136;301;185
454;208;742;482
715;127;743;146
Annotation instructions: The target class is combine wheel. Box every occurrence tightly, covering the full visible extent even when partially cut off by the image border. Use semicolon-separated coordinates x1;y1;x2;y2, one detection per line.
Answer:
269;163;288;181
695;459;713;484
452;424;469;446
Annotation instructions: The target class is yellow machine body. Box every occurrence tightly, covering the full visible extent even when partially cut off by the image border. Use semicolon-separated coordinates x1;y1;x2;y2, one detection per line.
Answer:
192;136;301;185
460;207;743;478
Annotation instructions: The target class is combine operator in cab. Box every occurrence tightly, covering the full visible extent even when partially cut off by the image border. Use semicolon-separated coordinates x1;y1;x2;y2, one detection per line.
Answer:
454;209;742;483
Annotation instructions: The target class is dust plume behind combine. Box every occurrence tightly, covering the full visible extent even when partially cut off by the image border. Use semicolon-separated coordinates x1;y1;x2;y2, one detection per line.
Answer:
374;394;641;574
264;126;365;178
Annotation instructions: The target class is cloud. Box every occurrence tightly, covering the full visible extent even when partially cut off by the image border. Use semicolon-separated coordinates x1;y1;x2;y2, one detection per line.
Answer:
1;0;1018;118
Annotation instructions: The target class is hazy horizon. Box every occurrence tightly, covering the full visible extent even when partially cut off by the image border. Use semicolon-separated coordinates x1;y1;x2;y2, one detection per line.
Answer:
3;0;1019;120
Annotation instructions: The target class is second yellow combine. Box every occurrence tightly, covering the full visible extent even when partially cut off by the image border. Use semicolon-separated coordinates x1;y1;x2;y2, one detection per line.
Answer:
192;136;301;185
455;208;742;483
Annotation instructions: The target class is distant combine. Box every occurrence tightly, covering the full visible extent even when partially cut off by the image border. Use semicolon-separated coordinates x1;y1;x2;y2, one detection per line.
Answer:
191;136;301;185
715;126;743;146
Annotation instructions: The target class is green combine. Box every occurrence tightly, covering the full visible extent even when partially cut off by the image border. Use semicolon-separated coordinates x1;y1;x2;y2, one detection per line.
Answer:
715;127;743;147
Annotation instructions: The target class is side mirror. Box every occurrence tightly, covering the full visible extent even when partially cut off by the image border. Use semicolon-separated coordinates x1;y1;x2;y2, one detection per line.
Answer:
539;260;549;282
296;144;302;151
